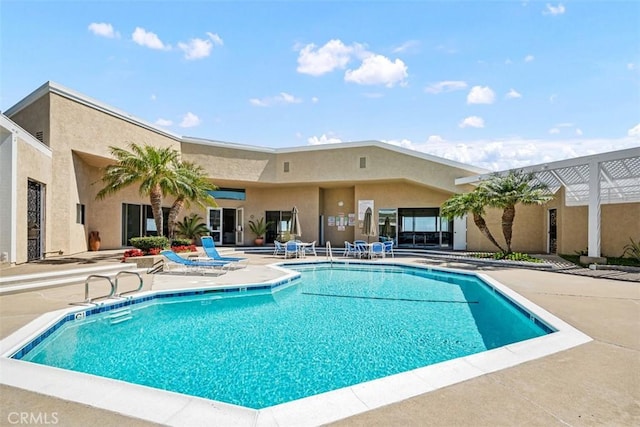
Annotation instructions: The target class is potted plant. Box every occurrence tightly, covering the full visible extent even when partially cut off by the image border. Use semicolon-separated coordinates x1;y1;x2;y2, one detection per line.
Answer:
248;217;271;246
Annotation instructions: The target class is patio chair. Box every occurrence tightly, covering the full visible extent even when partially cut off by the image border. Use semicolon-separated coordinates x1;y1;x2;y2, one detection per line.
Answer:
369;242;385;259
354;240;368;258
344;241;357;257
305;240;317;256
383;240;394;258
200;236;248;268
284;240;300;258
160;250;230;274
273;240;285;257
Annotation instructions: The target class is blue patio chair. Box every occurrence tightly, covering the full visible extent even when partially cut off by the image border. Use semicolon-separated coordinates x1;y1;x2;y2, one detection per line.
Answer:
383;240;394;258
285;240;300;258
370;242;385;259
273;240;285;257
344;241;357;257
160;250;230;274
354;240;368;258
200;236;248;267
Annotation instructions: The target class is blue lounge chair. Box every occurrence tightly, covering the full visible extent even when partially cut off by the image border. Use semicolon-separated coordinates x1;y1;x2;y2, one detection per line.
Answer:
160;250;230;274
200;236;248;267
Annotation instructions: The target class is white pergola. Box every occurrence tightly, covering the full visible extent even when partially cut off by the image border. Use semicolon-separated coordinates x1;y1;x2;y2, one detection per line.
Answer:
455;147;640;258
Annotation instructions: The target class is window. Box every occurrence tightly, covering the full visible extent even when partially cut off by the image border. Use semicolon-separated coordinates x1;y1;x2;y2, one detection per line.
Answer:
121;203;169;245
284;162;290;172
359;157;367;168
76;204;85;224
209;188;246;200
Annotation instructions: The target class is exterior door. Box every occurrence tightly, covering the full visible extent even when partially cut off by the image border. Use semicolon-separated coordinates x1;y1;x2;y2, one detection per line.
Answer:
236;208;244;245
548;209;558;254
453;215;467;250
27;180;45;261
207;208;223;245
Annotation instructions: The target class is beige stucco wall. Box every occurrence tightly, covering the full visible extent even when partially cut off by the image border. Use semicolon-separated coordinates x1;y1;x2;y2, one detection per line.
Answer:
466;203;546;253
558;203;640;257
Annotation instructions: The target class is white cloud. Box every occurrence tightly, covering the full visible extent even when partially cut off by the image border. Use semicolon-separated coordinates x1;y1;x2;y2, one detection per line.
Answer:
467;86;495;104
393;40;420;53
628;63;636;70
549;94;558;103
155;118;173;127
549;128;560;134
459;116;485;128
132;27;169;50
249;92;302;107
628;123;640;137
308;134;343;145
178;32;223;60
505;89;522;99
391;136;638;171
179;112;200;128
425;80;468;94
311;96;319;103
426;135;446;143
296;39;358;76
544;3;566;15
524;54;535;62
88;22;118;38
575;128;583;136
344;54;408;87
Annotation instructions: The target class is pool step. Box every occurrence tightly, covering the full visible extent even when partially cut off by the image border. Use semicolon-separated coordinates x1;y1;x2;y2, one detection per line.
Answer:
108;308;133;325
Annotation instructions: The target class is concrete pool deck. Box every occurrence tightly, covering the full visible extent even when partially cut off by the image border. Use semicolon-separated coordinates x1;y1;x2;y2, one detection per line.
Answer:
0;251;638;426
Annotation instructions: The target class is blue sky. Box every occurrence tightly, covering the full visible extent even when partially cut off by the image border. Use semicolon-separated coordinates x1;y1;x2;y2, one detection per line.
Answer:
1;0;639;170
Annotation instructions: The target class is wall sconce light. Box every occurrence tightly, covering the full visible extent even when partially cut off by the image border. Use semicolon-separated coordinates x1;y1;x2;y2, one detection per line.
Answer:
338;201;344;207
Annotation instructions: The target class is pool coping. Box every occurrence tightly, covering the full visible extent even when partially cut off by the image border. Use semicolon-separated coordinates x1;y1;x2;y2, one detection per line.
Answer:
0;261;592;427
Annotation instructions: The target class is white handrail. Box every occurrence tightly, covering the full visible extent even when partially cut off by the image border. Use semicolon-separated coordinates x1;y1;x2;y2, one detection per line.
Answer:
326;241;333;265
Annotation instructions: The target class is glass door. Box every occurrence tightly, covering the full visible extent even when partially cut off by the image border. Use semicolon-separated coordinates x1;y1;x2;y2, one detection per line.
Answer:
236;208;244;245
207;208;222;245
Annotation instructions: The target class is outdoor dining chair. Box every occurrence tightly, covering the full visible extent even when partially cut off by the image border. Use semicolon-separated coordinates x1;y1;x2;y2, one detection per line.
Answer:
369;242;385;259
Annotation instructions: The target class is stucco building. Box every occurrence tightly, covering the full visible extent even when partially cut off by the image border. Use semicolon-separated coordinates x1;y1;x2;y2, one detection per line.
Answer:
1;81;639;265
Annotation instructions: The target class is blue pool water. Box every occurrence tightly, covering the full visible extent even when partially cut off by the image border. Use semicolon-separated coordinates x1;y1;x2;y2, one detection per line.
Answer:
18;264;550;409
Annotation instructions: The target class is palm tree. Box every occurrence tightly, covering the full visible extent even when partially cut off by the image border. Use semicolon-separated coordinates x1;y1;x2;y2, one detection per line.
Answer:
480;171;553;254
96;143;180;236
441;191;506;252
166;161;217;239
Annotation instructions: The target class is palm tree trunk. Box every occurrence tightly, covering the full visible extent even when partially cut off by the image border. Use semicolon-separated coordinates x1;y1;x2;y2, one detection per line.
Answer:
167;197;185;239
473;213;505;252
150;185;164;236
501;205;516;254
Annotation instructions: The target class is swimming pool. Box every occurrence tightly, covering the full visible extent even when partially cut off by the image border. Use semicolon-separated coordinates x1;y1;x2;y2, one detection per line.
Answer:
0;261;592;426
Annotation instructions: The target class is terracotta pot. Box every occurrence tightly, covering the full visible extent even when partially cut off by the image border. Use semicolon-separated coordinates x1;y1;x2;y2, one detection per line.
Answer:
254;237;264;246
89;231;101;251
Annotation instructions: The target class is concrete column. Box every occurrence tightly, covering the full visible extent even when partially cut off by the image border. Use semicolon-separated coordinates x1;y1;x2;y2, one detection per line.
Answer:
586;160;603;260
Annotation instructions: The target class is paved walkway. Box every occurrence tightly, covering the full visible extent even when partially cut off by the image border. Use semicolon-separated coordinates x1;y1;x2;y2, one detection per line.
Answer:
1;249;638;426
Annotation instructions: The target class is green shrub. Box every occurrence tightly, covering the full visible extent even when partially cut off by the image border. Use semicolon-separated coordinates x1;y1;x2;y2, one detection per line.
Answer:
129;236;169;253
493;252;543;263
622;237;640;261
171;238;193;247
